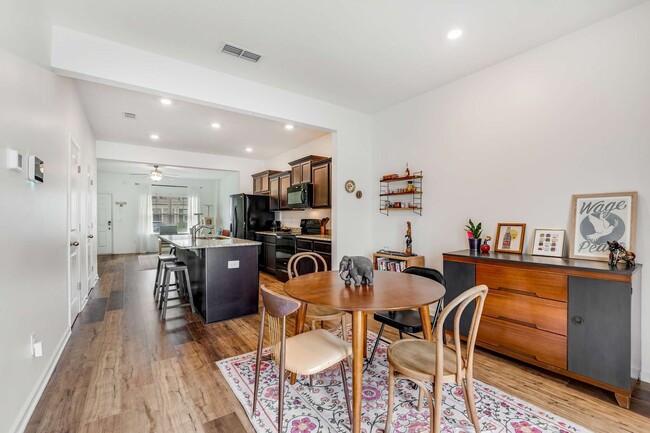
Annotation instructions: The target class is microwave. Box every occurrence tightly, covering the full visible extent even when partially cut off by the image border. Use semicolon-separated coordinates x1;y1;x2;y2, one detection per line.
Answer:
287;182;313;209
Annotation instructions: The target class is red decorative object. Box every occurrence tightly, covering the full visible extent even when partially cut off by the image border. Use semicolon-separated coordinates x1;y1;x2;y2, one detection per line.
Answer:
480;243;491;253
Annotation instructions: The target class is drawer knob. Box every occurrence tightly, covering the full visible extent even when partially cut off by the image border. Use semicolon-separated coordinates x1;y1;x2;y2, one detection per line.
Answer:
571;315;584;325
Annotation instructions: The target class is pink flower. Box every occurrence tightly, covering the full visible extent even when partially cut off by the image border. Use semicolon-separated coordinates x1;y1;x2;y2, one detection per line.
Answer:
407;420;430;432
467;231;473;239
264;386;278;399
291;417;317;433
511;420;543;433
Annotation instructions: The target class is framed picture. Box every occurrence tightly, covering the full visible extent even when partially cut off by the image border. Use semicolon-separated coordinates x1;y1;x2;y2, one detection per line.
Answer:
531;229;565;257
569;191;637;261
495;223;526;254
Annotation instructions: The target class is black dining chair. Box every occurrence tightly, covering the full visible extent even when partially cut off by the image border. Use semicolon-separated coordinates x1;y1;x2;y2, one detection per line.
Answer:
367;266;445;366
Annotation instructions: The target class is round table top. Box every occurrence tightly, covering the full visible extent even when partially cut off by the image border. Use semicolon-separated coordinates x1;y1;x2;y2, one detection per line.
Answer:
284;270;445;312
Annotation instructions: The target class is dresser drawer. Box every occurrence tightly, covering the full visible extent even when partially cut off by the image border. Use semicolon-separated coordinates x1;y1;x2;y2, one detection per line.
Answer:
477;316;567;369
483;289;567;335
476;264;567;302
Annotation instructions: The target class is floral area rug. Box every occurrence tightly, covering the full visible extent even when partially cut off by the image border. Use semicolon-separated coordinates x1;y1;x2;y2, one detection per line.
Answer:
216;330;592;433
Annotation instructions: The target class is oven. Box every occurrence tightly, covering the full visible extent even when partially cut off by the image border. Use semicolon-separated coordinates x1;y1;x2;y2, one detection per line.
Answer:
275;234;296;282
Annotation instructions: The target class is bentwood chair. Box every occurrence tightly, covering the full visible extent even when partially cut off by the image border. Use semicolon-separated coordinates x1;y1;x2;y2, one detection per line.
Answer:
367;266;445;366
288;252;348;341
252;285;352;431
384;284;488;433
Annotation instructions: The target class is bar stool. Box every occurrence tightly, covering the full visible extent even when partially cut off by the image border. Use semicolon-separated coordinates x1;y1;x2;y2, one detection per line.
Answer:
159;261;196;320
153;254;177;301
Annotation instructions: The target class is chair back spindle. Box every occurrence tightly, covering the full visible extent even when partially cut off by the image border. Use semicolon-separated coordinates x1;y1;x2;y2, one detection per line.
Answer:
433;285;488;382
288;252;327;279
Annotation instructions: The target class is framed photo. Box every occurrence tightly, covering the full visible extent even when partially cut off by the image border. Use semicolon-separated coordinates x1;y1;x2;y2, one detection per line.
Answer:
569;191;637;261
531;229;565;257
495;223;526;254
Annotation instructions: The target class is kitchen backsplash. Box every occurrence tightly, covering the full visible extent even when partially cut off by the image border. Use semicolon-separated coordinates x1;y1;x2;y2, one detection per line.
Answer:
274;209;332;230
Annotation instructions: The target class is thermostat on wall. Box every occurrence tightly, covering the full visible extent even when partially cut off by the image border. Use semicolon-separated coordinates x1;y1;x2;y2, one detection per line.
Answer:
28;155;44;183
6;148;23;172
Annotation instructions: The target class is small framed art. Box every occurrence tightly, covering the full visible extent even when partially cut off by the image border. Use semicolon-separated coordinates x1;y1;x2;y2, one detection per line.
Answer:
531;229;565;257
569;191;637;261
495;223;526;254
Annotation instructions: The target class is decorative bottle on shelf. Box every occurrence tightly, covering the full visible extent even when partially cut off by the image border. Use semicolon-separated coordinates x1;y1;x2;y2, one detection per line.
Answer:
502;227;512;250
405;163;410;178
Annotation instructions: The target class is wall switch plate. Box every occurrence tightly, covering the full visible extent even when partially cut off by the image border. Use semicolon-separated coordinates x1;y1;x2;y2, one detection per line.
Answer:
31;333;43;358
6;148;23;172
227;260;240;269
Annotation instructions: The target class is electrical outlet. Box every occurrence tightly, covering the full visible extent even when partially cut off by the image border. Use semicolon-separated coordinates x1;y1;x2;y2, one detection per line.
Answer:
227;260;240;269
31;333;43;358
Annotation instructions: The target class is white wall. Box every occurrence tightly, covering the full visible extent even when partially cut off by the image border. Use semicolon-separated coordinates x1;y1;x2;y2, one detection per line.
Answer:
371;3;650;378
0;0;51;66
0;49;96;433
97;172;218;253
265;134;334;230
51;28;374;263
217;171;239;232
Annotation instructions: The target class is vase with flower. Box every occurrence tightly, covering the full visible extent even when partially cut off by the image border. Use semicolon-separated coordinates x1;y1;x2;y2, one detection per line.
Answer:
465;219;483;253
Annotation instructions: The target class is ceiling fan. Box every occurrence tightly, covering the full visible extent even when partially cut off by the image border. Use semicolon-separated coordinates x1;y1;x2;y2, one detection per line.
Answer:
129;165;179;182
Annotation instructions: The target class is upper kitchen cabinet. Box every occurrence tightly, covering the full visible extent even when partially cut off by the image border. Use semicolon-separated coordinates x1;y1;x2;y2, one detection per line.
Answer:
311;158;332;208
270;171;291;211
288;155;328;186
251;170;280;195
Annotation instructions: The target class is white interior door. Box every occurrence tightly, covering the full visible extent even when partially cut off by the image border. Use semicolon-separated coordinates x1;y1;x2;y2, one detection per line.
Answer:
97;193;113;255
69;138;82;326
85;161;95;301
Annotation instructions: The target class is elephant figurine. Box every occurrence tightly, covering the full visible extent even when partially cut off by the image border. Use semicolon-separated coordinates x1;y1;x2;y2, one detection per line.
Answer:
339;255;374;287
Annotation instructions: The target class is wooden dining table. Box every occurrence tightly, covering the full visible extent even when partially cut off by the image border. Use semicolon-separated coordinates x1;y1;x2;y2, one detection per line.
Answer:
284;270;446;433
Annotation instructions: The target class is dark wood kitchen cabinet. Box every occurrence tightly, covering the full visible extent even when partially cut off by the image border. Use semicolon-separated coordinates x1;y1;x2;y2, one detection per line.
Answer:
256;233;276;274
278;172;291;210
288;155;328;186
442;250;642;408
295;238;332;273
311;158;331;208
252;170;280;195
269;171;290;211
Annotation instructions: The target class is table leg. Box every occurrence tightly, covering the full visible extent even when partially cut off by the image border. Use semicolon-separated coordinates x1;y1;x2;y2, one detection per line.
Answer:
419;306;433;341
362;312;368;357
290;303;308;384
351;310;364;433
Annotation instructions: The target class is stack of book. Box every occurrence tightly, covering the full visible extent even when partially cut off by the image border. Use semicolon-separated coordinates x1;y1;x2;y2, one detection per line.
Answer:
376;257;407;272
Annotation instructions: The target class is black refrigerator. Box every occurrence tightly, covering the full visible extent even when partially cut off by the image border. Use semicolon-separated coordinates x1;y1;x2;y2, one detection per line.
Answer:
230;194;275;240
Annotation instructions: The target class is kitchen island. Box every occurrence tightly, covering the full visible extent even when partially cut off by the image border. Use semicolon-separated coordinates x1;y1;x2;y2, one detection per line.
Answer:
159;235;261;323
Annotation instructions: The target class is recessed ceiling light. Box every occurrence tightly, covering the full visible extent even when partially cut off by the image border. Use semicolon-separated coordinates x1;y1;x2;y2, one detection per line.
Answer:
160;98;172;105
285;124;294;130
211;122;221;129
447;29;463;40
150;134;160;140
245;147;253;153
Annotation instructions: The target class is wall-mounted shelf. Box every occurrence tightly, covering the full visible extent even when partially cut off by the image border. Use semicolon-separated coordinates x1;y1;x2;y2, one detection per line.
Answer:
379;171;422;215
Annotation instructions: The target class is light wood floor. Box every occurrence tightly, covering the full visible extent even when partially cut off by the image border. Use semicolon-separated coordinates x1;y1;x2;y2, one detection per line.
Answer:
25;254;650;433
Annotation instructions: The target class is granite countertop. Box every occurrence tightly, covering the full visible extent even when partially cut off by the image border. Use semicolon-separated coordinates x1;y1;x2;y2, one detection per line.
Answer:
296;234;331;241
159;234;260;249
255;231;331;242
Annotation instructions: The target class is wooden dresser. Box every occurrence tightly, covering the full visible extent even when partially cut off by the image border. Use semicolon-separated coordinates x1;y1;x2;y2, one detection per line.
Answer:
442;250;642;408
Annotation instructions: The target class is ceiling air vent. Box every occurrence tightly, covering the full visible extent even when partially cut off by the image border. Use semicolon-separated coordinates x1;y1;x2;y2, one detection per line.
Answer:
221;43;262;63
123;112;136;119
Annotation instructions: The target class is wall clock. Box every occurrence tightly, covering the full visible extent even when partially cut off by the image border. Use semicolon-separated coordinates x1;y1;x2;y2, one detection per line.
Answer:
345;179;356;193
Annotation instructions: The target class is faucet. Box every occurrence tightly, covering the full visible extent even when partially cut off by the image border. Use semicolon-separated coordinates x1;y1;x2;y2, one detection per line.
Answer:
191;212;212;241
191;224;213;241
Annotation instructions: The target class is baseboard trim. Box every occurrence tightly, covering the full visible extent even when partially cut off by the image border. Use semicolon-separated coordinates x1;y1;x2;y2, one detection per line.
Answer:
9;327;72;433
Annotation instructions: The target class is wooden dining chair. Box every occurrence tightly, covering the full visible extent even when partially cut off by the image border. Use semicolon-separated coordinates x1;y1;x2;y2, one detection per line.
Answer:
252;285;352;432
384;284;488;433
288;252;348;341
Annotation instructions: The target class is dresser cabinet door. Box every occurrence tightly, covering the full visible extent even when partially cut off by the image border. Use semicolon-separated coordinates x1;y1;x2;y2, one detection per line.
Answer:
442;261;475;336
568;276;631;389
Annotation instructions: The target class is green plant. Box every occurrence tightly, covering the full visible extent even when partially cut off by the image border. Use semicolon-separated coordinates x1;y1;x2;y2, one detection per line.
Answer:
465;219;483;239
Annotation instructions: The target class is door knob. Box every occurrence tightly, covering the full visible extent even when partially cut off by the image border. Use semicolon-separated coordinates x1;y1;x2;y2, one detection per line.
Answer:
88;235;94;239
70;241;80;247
571;315;584;325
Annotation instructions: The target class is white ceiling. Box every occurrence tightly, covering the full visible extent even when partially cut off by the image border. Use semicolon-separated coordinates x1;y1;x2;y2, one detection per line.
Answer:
97;159;233;181
46;0;646;113
75;80;329;159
